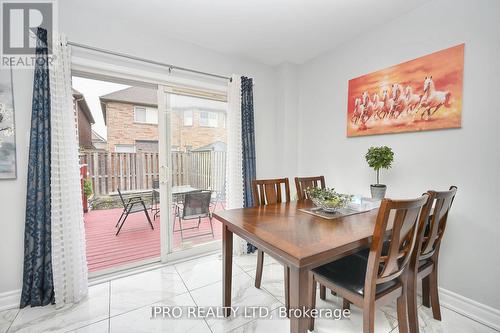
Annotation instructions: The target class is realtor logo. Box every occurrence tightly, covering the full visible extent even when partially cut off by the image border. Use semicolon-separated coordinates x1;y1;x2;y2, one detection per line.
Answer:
1;1;53;55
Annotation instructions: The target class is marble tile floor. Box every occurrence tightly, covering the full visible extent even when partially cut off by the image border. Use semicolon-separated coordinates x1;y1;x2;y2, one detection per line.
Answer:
1;252;497;333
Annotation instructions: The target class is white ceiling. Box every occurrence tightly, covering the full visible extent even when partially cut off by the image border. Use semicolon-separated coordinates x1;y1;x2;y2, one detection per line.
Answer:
68;0;431;66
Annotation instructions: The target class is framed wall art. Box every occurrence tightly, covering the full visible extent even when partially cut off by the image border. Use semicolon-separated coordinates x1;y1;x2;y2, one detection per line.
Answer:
0;68;16;179
347;44;464;137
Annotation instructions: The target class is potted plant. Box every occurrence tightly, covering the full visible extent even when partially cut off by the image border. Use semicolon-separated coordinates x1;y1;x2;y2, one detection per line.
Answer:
83;179;93;213
365;146;394;199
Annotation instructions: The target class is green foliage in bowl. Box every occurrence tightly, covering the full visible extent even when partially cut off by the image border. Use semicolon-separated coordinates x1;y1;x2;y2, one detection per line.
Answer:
306;187;352;212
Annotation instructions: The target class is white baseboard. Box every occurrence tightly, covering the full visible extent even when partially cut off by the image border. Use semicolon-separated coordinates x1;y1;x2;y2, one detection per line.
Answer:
439;287;500;331
0;289;20;311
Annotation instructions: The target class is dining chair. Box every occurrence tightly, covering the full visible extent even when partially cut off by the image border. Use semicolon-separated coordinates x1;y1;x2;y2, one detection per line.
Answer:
295;175;332;299
294;175;326;201
115;188;154;236
308;194;430;333
407;186;457;333
251;178;291;310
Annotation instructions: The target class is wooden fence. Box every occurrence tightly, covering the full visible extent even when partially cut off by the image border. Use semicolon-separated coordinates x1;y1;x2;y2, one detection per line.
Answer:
80;150;226;197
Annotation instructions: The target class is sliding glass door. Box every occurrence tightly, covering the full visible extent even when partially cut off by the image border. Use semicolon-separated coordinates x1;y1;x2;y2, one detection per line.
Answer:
72;69;227;274
73;74;164;276
158;85;227;258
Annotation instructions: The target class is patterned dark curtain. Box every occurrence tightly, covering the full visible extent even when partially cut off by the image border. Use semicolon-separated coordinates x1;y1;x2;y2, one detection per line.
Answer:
241;76;258;254
20;28;55;308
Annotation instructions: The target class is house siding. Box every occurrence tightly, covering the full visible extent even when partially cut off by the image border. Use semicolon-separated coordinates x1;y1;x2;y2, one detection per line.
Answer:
105;101;226;152
74;100;93;149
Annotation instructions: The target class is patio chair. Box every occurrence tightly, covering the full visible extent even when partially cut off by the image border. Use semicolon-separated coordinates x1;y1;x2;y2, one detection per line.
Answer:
151;179;160;220
209;190;225;213
174;190;214;241
115;188;154;236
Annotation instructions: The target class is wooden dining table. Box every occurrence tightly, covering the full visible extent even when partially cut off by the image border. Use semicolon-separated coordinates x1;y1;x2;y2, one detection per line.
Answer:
213;200;381;333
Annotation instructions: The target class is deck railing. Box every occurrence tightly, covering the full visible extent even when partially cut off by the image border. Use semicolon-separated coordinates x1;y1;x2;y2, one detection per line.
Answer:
80;150;226;197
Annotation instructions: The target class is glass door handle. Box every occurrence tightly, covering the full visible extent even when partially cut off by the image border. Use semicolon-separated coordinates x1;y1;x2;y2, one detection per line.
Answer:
159;165;168;185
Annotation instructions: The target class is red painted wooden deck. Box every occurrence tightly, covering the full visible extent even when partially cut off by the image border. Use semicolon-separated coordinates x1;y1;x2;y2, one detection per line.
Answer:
84;206;223;272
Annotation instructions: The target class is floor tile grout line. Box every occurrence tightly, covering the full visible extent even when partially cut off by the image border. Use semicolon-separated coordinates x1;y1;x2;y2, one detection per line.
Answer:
175;255;283;331
10;291;109;333
183;257;285;333
217;262;289;333
385;303;500;333
179;267;248;294
104;265;192;320
60;318;109;333
104;267;192;320
388;325;399;333
5;308;20;333
105;290;193;322
225;302;286;333
383;303;423;321
440;304;500;332
173;264;215;333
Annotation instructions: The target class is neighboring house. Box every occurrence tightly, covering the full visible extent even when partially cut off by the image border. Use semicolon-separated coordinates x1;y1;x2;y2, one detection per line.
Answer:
99;86;226;153
192;141;227;152
91;130;107;151
73;89;95;149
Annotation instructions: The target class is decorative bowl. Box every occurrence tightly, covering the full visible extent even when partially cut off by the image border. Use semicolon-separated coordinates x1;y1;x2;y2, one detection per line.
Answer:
307;187;352;213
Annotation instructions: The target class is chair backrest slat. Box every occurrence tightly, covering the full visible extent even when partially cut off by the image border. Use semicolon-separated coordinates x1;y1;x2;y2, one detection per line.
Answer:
419;186;457;259
295;176;326;201
252;178;290;206
365;195;430;289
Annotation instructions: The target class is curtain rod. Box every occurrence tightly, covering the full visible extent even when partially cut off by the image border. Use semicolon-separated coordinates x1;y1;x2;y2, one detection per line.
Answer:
67;41;232;81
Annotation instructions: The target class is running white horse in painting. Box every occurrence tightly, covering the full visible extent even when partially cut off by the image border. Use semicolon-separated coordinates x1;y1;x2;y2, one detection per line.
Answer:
352;98;364;124
405;86;422;113
391;83;408;118
372;93;385;119
361;91;374;123
419;76;451;119
380;89;394;119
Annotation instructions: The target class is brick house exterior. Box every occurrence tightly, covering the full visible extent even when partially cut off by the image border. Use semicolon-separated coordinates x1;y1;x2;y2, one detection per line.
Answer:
102;100;159;151
100;86;226;152
73;89;95;149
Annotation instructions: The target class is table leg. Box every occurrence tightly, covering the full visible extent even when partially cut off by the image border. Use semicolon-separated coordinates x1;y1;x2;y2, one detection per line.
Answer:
289;266;310;333
222;224;233;317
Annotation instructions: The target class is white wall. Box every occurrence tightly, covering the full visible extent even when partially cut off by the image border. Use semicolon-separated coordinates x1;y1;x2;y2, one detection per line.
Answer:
0;2;283;299
275;63;300;192
297;0;500;310
0;69;33;301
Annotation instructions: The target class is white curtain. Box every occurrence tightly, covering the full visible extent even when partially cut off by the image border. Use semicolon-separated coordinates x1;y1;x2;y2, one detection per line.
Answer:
50;34;88;306
226;75;246;255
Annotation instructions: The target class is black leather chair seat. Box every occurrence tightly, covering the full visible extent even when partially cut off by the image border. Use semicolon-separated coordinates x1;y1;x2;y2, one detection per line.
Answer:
418;258;432;271
312;252;400;297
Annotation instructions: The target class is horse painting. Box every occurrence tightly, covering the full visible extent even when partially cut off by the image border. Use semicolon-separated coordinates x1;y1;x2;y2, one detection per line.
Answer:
347;43;463;137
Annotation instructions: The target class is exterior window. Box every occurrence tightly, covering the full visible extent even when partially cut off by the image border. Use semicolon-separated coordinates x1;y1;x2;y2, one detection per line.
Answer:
134;106;158;124
199;111;218;127
183;110;193;126
115;144;136;153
